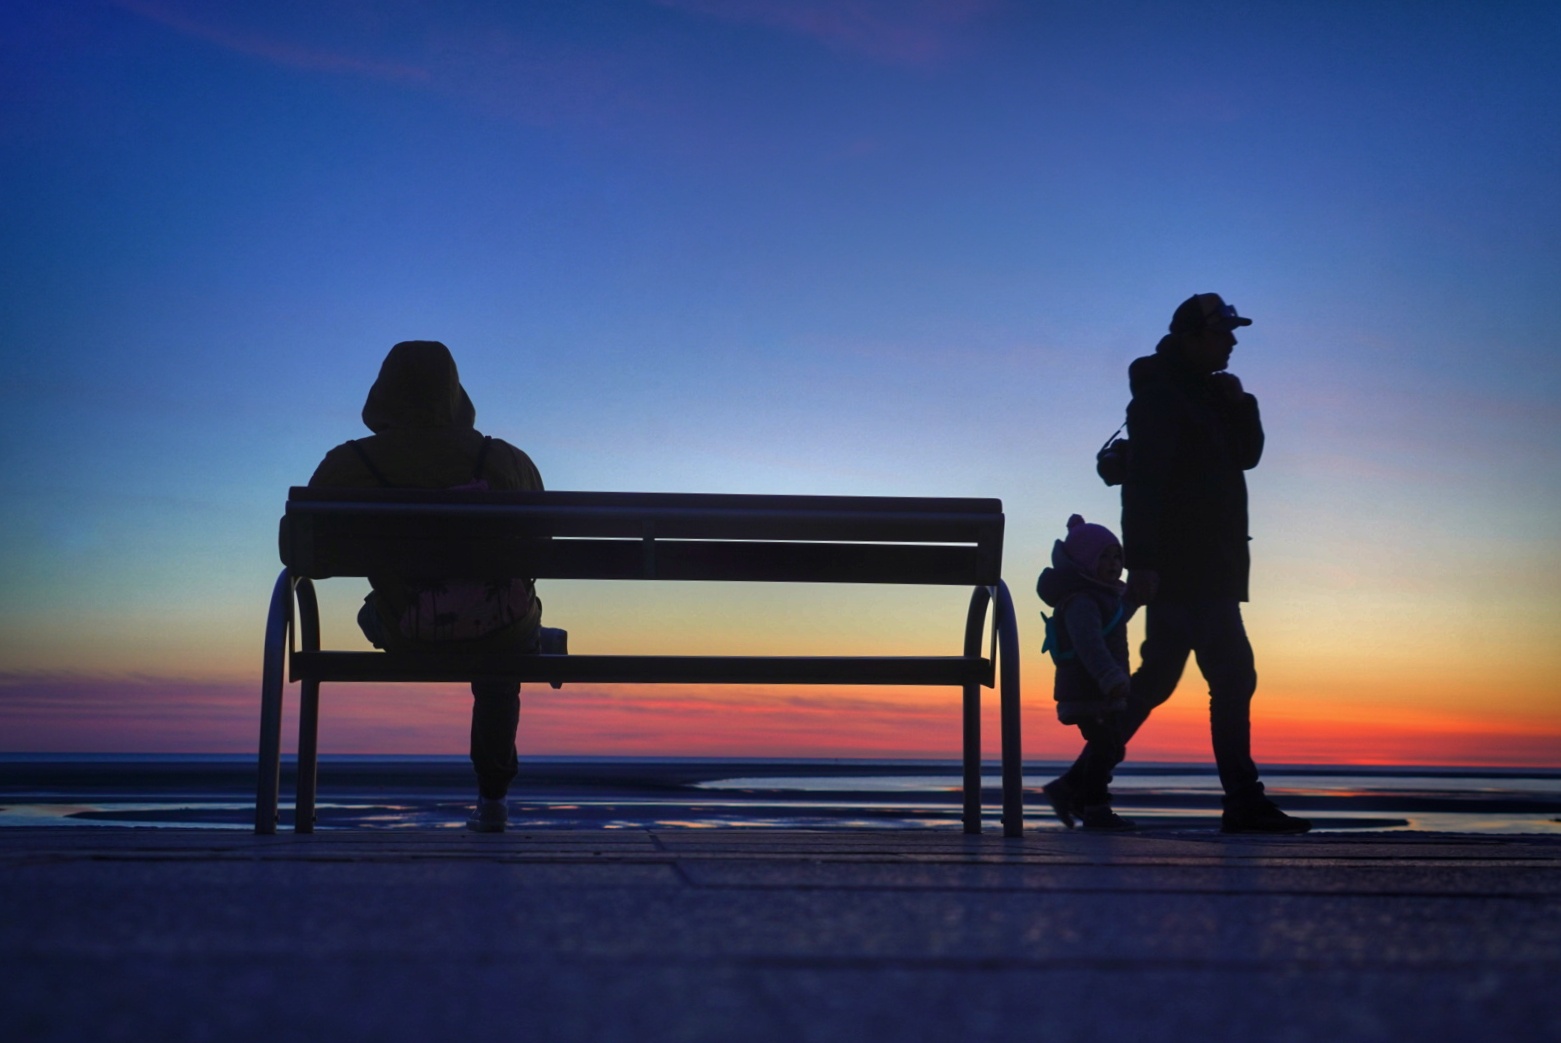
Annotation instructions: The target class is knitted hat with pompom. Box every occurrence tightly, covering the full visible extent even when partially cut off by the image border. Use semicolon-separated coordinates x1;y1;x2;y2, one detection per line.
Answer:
1062;514;1120;575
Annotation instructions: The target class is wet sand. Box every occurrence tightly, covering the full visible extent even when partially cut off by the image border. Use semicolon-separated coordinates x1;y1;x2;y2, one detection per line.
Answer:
3;827;1558;1041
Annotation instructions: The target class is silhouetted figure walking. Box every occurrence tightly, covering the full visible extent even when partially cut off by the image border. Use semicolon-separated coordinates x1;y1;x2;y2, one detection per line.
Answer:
1047;294;1310;834
1036;515;1141;831
308;340;550;833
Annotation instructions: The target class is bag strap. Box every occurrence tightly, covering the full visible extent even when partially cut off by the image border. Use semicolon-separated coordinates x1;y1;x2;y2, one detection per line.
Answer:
1097;417;1127;455
347;440;395;488
347;436;494;488
470;436;493;481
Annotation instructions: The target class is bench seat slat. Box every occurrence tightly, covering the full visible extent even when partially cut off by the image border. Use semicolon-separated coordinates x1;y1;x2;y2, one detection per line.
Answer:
291;651;994;687
289;486;1001;515
288;503;1001;544
297;538;993;585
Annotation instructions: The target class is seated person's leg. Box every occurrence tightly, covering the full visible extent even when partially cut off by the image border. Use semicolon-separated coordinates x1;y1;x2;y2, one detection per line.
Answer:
470;680;520;801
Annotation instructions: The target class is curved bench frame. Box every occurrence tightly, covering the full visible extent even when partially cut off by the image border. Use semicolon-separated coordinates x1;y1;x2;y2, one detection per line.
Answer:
256;490;1023;837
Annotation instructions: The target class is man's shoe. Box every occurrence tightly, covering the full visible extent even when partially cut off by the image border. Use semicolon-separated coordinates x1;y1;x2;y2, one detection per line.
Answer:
1080;804;1135;831
466;797;508;833
1221;800;1311;835
1041;778;1079;829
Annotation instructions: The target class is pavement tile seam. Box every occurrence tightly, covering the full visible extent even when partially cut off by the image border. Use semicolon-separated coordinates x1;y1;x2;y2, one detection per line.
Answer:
663;881;1561;900
7;949;1556;975
6;848;1561;871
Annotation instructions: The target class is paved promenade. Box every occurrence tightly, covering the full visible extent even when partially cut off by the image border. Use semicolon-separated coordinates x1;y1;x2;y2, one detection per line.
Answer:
3;827;1558;1042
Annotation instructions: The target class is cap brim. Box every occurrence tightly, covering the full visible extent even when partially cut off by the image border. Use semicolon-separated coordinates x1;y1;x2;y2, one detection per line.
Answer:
1230;316;1252;327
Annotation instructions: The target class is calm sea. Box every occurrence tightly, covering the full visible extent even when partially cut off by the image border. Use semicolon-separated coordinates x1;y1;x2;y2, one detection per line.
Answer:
2;755;1558;834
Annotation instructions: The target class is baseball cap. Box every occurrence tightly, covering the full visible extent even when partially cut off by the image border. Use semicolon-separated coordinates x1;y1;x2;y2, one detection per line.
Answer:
1170;293;1253;334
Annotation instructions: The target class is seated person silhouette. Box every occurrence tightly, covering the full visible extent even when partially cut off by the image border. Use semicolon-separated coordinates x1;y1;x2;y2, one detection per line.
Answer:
308;340;558;833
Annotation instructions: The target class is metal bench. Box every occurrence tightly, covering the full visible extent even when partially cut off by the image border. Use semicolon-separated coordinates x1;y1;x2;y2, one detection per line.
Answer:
257;489;1023;836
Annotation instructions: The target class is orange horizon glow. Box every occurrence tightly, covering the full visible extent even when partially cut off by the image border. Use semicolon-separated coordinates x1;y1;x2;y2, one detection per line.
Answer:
2;674;1558;770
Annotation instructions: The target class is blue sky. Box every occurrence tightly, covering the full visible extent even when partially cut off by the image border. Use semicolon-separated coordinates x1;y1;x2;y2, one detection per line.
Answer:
2;1;1558;758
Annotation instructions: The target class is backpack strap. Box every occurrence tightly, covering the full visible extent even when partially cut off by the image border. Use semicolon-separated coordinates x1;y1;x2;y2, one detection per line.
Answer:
470;436;493;482
1041;597;1125;666
347;440;395;488
1101;602;1125;637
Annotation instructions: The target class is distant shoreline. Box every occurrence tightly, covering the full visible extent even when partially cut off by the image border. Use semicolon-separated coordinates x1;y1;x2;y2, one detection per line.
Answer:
3;756;1559;834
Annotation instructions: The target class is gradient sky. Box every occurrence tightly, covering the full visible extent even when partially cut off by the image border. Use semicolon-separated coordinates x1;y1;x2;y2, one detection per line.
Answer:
2;0;1558;766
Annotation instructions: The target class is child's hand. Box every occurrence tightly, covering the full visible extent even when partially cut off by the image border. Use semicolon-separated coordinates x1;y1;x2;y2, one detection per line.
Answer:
1105;681;1130;704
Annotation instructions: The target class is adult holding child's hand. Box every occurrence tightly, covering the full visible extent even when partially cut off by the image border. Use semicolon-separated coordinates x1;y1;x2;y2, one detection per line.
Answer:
1044;293;1311;835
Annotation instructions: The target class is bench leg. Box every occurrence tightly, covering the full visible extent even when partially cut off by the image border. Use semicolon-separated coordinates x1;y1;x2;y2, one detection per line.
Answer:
961;586;993;834
294;578;321;835
255;569;292;835
295;680;320;833
994;580;1024;837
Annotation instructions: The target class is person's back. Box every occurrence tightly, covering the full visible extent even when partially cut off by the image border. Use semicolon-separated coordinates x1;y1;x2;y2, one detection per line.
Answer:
310;340;544;646
308;340;545;832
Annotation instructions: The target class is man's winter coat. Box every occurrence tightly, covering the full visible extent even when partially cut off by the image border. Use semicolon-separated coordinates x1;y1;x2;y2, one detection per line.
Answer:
1121;335;1264;601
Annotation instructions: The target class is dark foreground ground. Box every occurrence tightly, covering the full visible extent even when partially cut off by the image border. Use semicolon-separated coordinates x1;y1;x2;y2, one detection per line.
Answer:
3;828;1558;1042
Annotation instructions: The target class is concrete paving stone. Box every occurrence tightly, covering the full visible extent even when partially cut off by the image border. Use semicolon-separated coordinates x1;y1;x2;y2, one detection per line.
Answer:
2;828;1558;1042
4;956;1558;1043
675;858;1561;895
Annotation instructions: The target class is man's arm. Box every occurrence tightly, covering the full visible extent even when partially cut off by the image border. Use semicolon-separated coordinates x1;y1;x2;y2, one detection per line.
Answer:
307;442;375;488
1121;382;1178;579
488;440;543;492
1213;373;1264;470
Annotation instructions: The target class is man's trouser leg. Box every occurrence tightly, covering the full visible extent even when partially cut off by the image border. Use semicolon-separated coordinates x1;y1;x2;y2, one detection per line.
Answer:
471;681;520;800
1190;599;1263;808
1063;601;1191;789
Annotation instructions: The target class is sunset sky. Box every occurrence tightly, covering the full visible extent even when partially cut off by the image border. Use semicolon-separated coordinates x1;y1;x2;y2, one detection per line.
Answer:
2;1;1558;767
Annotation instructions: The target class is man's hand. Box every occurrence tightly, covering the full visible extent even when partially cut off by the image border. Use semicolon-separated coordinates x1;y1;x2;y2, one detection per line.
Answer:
1212;372;1246;402
1104;681;1130;705
1127;569;1159;604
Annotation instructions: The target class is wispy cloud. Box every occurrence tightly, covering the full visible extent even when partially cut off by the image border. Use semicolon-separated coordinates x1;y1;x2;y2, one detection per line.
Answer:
106;1;668;134
652;0;1001;65
110;0;432;85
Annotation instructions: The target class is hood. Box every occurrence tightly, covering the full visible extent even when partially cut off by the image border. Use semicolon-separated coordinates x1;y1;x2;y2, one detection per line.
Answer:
361;340;477;433
1133;336;1213;395
1035;539;1124;607
1128;347;1168;396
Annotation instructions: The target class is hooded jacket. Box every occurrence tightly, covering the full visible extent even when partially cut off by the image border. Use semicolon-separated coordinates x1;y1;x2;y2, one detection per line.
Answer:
1036;540;1134;724
1120;335;1264;601
308;341;544;640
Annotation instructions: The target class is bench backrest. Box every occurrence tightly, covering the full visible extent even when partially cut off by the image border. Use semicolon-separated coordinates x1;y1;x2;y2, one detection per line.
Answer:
282;488;1004;586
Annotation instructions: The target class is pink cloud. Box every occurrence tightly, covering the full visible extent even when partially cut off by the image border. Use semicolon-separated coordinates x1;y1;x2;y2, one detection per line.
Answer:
652;0;1001;65
0;673;998;758
5;673;1557;767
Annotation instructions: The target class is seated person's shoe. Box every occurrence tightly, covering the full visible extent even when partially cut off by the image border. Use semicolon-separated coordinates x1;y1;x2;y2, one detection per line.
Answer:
466;797;508;833
538;627;568;690
1080;804;1135;831
1041;778;1079;829
1221;799;1311;835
